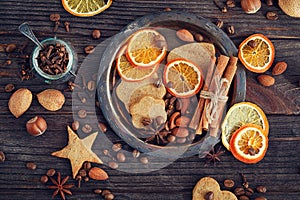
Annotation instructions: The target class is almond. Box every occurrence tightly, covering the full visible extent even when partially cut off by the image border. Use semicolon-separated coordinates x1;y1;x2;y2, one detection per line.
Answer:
88;167;109;181
8;88;32;118
176;29;194;42
37;89;65;111
257;75;275;86
272;61;287;75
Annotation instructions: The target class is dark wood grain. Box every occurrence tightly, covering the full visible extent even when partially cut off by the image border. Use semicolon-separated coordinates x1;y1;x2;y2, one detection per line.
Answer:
0;0;300;200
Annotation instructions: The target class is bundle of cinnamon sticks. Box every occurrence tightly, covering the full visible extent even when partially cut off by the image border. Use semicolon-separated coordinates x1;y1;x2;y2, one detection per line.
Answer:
189;54;238;137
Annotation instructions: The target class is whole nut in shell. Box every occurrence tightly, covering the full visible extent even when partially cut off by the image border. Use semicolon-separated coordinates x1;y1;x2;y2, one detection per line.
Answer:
26;116;47;136
279;0;300;18
88;167;109;180
241;0;261;14
8;88;32;118
37;89;65;111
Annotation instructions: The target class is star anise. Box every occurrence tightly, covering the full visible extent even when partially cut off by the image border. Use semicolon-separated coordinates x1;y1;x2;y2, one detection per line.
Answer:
48;172;74;200
144;116;169;145
204;146;225;166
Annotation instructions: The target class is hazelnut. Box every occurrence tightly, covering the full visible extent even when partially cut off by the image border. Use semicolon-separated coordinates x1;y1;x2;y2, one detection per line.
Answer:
241;0;261;14
26;116;47;136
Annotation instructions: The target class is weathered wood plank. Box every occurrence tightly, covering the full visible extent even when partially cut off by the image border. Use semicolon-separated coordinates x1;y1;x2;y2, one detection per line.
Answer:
0;0;300;199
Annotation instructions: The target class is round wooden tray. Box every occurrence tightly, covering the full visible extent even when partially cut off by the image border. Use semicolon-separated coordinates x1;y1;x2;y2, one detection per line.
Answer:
97;11;246;159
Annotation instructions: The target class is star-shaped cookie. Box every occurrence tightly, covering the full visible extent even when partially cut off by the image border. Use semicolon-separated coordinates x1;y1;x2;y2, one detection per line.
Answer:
51;126;103;178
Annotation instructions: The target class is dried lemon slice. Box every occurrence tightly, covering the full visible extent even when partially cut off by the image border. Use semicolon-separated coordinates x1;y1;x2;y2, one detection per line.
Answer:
221;102;269;150
62;0;112;17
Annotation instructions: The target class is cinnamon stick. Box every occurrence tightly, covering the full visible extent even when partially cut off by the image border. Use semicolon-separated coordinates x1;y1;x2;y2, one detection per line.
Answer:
209;56;238;137
189;56;216;132
202;55;230;130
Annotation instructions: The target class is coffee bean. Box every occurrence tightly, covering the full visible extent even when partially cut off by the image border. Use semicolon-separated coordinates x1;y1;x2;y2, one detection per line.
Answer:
83;162;91;171
216;19;224;29
234;187;245;196
243;181;249;189
266;0;273;6
79;169;87;177
84;45;95;54
92;29;101;39
87;80;95;91
102;189;111;196
0;151;5;162
40;175;48;183
94;189;102;194
26;162;37;170
6;44;17;53
224;179;235;188
194;33;204;42
175;99;182;110
204;191;214;200
116;152;126;163
255;197;267;200
108;161;119;169
226;0;236;8
167;135;176;143
72;121;80;131
164;7;172;11
112;143;122;152
139;156;149;164
78;109;87;118
238;195;249;200
82;124;92;134
221;5;227;12
98;122;107;133
49;13;60;22
46;168;56;177
132;149;140;158
4;83;15;93
227;25;235;35
105;193;114;200
256;186;267;193
245;188;254;196
6;60;12;65
266;11;278;20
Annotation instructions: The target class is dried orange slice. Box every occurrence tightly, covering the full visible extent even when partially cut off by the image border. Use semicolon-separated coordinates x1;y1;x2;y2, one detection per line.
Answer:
116;45;158;82
238;34;275;73
126;29;167;68
163;59;203;98
61;0;112;17
230;124;268;164
221;102;269;151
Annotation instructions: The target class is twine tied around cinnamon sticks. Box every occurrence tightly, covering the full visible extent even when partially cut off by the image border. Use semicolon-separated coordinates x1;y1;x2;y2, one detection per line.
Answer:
200;75;229;124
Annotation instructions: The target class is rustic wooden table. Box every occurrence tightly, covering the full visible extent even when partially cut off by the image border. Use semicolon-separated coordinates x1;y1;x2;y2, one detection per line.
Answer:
0;0;300;200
